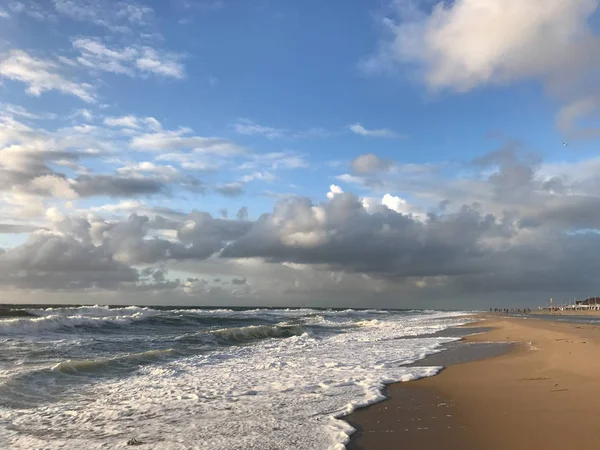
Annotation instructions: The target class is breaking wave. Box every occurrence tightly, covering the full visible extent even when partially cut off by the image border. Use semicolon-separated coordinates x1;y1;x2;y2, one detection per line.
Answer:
0;310;157;335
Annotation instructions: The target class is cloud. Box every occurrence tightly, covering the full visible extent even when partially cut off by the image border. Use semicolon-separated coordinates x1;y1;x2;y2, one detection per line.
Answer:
366;0;599;90
0;50;95;102
351;153;392;173
0;229;138;289
6;2;48;20
364;0;600;138
239;151;308;171
233;119;336;140
236;206;249;221
349;123;401;138
104;115;162;130
0;103;56;120
556;95;600;138
8;103;600;304
53;0;154;32
215;182;245;197
326;184;343;200
72;174;167;198
72;38;185;79
240;171;276;183
131;128;247;155
234;119;285;139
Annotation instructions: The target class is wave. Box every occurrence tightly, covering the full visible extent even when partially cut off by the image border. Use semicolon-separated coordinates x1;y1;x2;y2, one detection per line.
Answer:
176;323;306;346
27;305;154;318
0;309;37;318
0;310;158;335
51;348;177;376
211;324;305;342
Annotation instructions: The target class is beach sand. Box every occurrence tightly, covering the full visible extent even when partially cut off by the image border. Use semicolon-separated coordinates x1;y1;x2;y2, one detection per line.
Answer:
346;315;600;450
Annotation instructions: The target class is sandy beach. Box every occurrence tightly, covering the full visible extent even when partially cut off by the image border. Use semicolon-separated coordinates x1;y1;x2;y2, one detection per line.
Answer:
347;315;600;450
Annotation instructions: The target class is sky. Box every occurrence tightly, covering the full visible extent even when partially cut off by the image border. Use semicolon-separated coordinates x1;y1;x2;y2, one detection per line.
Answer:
1;0;600;308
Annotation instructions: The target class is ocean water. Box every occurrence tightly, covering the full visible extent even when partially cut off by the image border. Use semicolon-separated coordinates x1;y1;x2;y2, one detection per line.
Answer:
0;306;472;449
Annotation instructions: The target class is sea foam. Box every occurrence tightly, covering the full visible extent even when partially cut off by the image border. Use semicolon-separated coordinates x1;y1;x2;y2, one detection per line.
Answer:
0;309;472;449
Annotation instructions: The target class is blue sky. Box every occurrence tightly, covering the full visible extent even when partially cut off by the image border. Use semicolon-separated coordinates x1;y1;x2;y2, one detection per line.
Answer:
2;0;600;306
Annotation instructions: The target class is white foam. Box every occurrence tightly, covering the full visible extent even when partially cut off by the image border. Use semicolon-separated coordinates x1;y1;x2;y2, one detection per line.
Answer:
28;305;154;318
0;309;157;335
0;310;473;449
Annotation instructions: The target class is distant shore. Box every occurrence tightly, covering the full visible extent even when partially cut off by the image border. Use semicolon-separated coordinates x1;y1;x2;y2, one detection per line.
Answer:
346;315;600;449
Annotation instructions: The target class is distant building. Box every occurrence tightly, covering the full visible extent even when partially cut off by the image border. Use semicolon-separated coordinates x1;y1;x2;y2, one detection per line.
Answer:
575;297;600;306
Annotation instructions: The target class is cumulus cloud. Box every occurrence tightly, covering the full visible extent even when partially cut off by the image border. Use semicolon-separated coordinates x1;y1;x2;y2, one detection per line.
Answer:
326;184;343;200
365;0;600;138
5;102;600;304
0;230;138;289
366;0;599;90
0;50;95;102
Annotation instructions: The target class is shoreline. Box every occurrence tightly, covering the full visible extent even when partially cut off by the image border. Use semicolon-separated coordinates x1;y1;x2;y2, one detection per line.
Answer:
345;314;600;449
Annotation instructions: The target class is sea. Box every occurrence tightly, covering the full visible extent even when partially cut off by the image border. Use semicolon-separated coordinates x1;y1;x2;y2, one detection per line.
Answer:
0;305;473;449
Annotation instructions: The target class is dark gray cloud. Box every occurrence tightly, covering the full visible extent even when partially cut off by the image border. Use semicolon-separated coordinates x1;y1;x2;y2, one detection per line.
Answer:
215;183;244;197
73;175;166;197
0;231;138;290
236;206;248;221
221;194;513;277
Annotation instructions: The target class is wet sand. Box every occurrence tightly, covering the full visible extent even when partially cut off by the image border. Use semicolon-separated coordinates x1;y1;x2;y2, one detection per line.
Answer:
346;315;600;450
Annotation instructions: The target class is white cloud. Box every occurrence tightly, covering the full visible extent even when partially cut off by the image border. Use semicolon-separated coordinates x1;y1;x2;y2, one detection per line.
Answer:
234;119;285;139
104;115;141;129
135;47;184;79
363;0;600;138
336;173;365;185
7;2;48;20
73;109;94;121
326;184;343;199
30;175;78;199
0;103;56;120
239;151;308;171
366;0;600;92
131;128;247;155
104;114;162;131
54;0;154;32
103;115;162;131
0;9;9;18
240;171;276;183
349;123;401;138
156;152;224;171
72;38;185;79
0;50;95;102
116;161;179;180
